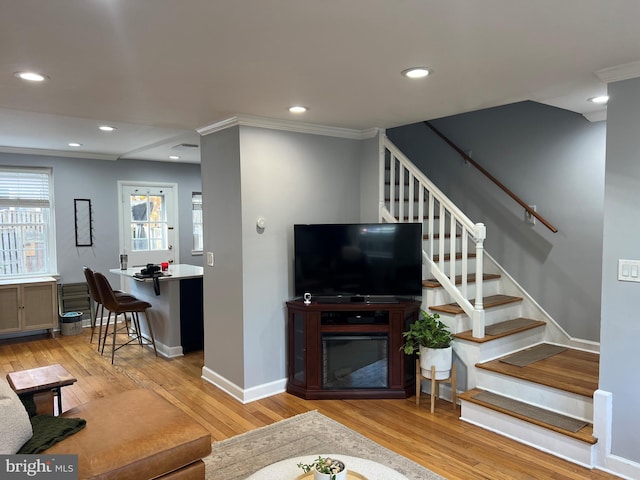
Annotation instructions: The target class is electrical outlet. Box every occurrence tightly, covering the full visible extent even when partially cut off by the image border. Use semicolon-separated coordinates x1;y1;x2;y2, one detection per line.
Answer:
207;252;214;267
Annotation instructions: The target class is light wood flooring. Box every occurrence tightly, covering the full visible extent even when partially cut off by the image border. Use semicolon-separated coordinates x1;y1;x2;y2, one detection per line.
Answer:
0;329;620;480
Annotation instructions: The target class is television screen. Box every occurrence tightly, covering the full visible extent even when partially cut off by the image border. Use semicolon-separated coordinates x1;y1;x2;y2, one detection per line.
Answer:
294;223;423;300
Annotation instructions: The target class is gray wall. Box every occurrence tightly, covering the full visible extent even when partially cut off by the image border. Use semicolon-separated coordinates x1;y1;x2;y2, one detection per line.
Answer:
1;152;201;286
387;102;606;341
200;125;364;391
600;77;640;464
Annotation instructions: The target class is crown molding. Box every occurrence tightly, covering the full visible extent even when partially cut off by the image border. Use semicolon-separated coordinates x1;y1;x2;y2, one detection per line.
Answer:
595;61;640;84
198;114;381;140
583;109;607;123
0;145;117;160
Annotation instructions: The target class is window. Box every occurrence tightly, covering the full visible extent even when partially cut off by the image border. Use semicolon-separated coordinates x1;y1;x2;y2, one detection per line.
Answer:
129;192;168;252
0;167;56;277
192;192;203;254
118;182;178;267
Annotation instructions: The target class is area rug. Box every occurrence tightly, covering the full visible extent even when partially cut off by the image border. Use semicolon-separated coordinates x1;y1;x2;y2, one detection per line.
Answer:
204;410;444;480
499;343;567;367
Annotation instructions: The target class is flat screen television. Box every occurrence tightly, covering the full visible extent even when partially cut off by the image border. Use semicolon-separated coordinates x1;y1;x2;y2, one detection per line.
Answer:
294;223;423;302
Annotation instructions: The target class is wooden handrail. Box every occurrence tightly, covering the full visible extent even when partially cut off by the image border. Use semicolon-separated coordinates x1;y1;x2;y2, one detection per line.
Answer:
424;121;558;233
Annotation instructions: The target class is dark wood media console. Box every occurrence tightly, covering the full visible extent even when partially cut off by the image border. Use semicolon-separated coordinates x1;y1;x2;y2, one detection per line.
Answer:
286;299;421;399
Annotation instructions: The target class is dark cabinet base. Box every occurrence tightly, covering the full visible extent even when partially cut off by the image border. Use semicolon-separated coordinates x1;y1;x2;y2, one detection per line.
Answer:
286;299;420;400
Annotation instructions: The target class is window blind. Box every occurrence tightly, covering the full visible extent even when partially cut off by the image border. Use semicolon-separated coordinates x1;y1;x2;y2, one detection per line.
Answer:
0;167;51;208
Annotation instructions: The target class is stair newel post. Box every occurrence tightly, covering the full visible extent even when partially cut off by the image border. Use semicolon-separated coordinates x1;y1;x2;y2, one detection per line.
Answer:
378;134;386;222
472;223;486;338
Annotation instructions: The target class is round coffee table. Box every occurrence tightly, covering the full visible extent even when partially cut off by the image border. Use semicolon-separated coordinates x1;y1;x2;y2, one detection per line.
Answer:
245;454;408;480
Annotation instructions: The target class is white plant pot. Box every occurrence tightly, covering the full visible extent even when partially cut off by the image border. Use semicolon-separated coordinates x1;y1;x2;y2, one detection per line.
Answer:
313;470;347;480
419;345;452;380
312;459;347;480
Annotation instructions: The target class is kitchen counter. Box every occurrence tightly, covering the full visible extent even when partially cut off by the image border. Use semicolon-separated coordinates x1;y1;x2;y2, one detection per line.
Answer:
110;264;204;357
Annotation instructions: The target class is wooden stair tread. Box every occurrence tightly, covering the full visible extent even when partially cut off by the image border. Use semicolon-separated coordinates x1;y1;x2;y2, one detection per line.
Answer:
424;233;462;240
430;294;522;315
423;273;500;289
432;253;477;262
460;388;596;444
455;318;546;343
400;215;439;220
476;345;599;397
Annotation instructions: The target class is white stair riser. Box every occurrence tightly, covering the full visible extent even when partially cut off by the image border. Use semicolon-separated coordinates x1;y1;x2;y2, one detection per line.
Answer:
430;301;523;334
430;257;476;276
423;278;501;306
475;370;593;421
453;329;545;392
460;401;596;468
466;328;546;363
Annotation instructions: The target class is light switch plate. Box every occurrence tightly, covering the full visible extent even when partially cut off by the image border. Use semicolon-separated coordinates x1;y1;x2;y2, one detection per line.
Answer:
618;259;640;282
207;252;214;267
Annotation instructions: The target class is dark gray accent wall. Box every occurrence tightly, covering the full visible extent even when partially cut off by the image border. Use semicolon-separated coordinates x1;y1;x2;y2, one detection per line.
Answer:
387;101;606;341
1;152;201;285
600;77;640;464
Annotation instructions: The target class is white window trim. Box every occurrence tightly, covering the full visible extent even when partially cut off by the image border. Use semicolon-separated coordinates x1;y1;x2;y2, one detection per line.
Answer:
0;166;57;278
191;191;203;255
117;180;180;267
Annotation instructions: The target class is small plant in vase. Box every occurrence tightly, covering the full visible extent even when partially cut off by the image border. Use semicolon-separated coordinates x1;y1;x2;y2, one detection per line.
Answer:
297;456;347;480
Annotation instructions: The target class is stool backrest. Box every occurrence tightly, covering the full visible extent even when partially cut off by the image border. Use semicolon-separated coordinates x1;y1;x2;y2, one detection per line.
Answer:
83;266;102;304
93;272;119;311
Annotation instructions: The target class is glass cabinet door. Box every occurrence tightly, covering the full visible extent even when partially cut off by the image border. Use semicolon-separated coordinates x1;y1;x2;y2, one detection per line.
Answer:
292;311;306;385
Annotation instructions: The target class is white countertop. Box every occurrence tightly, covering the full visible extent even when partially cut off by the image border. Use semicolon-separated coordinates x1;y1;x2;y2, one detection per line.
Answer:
109;264;203;281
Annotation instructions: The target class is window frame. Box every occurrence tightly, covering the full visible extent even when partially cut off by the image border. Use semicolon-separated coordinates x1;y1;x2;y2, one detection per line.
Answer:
0;166;57;278
191;192;203;255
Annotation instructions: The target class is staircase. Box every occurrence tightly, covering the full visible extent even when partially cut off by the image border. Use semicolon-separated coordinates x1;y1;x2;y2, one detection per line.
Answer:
380;134;600;468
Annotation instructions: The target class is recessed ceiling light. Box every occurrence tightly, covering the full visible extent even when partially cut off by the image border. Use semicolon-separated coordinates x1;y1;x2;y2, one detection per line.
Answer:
401;67;430;79
169;155;180;160
98;125;116;132
14;71;49;82
289;106;308;114
589;95;609;105
68;142;82;147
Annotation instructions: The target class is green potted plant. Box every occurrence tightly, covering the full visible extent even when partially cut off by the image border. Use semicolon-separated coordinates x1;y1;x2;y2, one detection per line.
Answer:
297;456;347;480
401;309;454;379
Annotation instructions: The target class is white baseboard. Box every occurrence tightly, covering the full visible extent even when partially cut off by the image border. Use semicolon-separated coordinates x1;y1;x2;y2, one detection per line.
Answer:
201;366;286;404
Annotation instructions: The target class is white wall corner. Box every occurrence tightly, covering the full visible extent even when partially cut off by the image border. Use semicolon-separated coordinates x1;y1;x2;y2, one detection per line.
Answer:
593;389;640;480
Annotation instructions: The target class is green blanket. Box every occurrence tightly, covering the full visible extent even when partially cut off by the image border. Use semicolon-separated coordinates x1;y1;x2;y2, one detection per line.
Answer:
18;393;86;454
18;414;86;454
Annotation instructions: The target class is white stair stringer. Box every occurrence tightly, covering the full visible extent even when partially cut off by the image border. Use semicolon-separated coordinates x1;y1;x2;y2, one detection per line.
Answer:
460;399;597;468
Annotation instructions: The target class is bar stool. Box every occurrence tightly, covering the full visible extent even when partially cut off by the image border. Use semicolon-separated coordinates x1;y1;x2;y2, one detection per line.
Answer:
83;266;136;350
93;272;158;364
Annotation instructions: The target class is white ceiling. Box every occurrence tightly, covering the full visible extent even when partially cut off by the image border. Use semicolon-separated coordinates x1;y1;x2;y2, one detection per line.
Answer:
1;0;640;164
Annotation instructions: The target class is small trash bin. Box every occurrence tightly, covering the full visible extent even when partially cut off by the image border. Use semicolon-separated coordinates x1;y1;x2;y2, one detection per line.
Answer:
59;311;83;336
